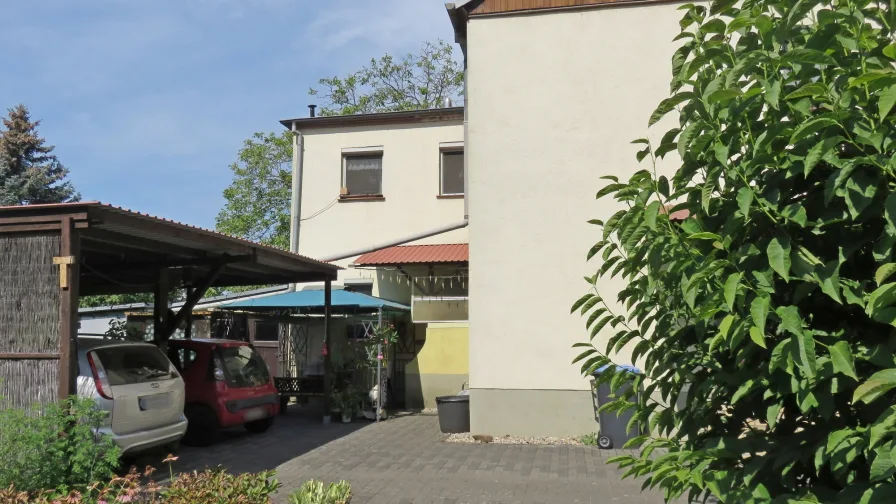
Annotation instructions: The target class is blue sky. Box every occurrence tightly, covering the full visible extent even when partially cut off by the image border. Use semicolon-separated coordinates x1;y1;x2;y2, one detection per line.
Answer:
0;0;456;229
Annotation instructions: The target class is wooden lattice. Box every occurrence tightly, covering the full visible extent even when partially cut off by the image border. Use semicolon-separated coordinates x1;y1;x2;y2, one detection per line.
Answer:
0;233;62;410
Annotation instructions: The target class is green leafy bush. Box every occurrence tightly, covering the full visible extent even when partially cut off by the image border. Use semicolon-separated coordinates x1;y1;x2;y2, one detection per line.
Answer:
0;396;120;493
0;463;281;503
164;467;281;504
288;480;352;504
574;0;896;501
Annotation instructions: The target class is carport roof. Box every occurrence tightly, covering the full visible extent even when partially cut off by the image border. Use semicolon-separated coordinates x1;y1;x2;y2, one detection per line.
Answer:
0;202;340;295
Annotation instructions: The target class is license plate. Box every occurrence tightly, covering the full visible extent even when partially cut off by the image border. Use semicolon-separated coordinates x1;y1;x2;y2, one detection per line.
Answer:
243;407;267;422
138;393;170;411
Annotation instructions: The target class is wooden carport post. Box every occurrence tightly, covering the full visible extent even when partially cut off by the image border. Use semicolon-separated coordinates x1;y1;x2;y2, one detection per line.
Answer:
153;269;169;348
57;216;80;398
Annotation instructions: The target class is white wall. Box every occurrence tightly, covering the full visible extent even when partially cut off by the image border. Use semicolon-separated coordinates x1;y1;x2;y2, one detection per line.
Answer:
79;314;120;336
466;4;687;392
295;121;467;300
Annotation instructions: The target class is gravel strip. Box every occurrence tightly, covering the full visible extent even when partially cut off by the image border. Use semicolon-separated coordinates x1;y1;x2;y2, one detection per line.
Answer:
444;433;585;445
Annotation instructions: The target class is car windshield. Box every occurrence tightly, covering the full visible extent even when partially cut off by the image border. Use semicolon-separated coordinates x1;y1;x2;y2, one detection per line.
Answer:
92;345;175;386
218;345;271;388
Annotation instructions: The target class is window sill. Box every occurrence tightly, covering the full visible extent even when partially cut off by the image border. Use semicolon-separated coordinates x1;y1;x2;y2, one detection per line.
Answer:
338;194;385;203
437;194;464;199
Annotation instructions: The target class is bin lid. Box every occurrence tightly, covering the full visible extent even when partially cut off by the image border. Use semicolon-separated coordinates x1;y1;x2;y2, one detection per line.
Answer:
436;395;470;404
593;364;641;375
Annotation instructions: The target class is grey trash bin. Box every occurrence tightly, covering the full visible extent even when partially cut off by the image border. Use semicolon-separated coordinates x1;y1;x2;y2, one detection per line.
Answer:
435;395;470;433
593;365;641;449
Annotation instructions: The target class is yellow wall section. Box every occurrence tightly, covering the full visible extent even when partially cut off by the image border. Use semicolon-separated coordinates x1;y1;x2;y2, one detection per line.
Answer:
407;324;469;375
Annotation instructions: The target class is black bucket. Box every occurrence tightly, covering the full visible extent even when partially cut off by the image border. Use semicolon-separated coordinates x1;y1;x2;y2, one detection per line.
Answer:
435;395;470;433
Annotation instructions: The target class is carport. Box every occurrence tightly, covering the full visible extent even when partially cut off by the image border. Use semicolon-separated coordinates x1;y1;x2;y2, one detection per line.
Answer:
0;202;339;413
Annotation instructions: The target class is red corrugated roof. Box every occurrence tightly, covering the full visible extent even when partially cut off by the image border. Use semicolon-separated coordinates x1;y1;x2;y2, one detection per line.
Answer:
663;204;691;221
353;244;469;266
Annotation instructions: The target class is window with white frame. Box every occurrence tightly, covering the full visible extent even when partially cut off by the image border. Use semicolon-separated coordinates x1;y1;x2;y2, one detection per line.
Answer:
342;148;383;196
440;143;464;195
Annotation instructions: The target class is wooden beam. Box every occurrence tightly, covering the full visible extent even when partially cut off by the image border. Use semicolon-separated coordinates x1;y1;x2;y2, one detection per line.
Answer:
94;209;254;256
153;269;170;345
79;267;183;296
58;217;80;399
0;212;88;225
81;228;200;257
256;249;337;277
80;254;252;272
0;211;89;230
79;283;155;296
0;221;88;234
163;262;225;340
0;353;61;359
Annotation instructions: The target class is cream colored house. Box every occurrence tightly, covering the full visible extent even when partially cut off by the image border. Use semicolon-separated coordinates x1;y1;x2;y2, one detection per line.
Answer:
280;109;471;408
445;0;687;436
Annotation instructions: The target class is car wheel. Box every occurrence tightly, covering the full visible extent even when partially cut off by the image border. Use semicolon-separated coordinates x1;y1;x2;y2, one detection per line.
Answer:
184;405;220;447
245;416;274;434
118;454;137;473
163;439;181;454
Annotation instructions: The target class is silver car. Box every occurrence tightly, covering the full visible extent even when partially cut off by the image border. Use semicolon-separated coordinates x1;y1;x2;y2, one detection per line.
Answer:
76;337;187;455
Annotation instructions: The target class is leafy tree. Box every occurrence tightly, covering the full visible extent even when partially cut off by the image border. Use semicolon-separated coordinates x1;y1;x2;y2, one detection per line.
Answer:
574;0;896;502
79;293;154;309
216;131;292;249
0;104;79;205
217;40;463;249
310;40;464;116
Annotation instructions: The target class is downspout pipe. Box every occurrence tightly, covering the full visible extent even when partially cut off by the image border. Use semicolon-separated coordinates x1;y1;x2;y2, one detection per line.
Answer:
289;121;304;291
463;50;469;220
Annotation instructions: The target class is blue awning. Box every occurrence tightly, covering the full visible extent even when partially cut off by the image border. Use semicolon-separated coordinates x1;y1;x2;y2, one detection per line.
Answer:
219;289;409;312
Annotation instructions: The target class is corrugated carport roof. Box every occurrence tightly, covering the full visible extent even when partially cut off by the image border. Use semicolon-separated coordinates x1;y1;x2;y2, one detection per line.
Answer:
0;202;339;295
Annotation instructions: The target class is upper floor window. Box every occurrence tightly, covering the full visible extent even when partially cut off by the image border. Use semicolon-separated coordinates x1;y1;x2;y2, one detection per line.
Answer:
342;147;383;197
440;142;464;196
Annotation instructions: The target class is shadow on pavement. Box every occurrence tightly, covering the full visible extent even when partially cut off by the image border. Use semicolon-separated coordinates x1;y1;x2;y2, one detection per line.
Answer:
123;401;372;478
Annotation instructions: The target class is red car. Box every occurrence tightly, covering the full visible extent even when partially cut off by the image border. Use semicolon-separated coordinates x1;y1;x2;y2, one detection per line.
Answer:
166;339;279;446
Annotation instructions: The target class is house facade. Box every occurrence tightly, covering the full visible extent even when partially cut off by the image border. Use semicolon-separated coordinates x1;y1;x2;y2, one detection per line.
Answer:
446;0;687;436
281;109;471;407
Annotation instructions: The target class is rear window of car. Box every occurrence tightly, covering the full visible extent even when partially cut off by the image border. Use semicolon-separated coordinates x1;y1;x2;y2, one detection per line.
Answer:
92;345;175;386
218;345;271;388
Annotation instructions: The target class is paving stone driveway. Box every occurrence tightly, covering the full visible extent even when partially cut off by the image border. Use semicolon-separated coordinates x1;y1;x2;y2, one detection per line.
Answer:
165;408;670;504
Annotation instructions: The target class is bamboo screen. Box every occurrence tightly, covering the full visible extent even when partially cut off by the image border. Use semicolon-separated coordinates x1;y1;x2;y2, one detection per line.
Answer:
0;233;61;410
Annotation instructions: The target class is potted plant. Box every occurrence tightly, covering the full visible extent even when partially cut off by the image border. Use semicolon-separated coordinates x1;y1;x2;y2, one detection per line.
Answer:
353;388;367;420
330;386;344;418
330;387;355;422
340;388;358;423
